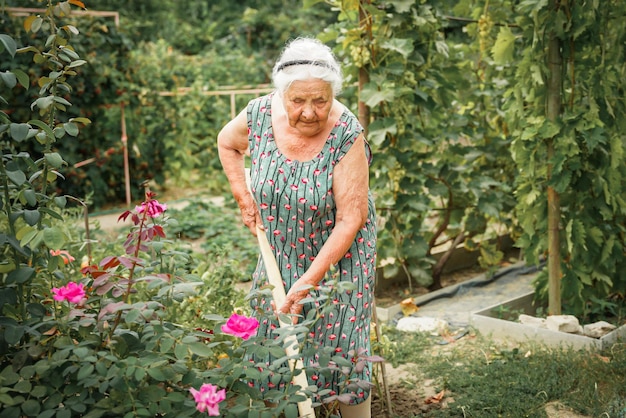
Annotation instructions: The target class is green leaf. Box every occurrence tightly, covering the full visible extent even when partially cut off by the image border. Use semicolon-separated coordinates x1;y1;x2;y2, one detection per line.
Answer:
492;26;516;65
28;119;55;139
6;170;26;186
202;314;225;321
368;118;397;147
53;126;65;139
361;87;396;108
53;96;72;107
68;59;87;68
380;38;414;59
9;123;30;142
174;344;187;360
186;342;213;357
13;380;32;394
22;189;37;207
30;386;47;399
0;34;17;58
21;399;41;416
39;207;64;221
43;226;66;249
59;47;79;60
23;209;41;226
124;309;141;323
303;0;326;6
0;393;14;405
130;367;144;382
159;337;175;354
77;364;95;381
63;122;79;136
2;324;24;345
56;409;72;418
0;365;20;385
11;69;29;89
44;152;65;169
387;0;414;13
7;267;35;285
53;196;67;208
69;117;91;125
146;368;166;382
0;71;17;88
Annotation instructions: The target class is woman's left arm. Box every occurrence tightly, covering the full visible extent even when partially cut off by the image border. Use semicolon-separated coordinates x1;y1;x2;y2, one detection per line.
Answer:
279;133;370;319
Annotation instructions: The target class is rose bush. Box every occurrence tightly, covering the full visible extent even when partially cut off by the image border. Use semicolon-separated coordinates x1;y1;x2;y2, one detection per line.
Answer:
1;190;382;417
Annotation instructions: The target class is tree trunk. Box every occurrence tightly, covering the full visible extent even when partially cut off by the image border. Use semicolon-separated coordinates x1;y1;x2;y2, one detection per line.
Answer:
358;1;371;135
546;0;563;315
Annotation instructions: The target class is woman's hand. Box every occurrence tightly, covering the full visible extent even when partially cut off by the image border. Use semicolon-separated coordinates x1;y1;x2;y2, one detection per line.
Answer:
279;279;314;324
237;193;261;236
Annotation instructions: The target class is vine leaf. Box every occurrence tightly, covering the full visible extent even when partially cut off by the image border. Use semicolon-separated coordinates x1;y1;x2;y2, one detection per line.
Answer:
492;26;516;64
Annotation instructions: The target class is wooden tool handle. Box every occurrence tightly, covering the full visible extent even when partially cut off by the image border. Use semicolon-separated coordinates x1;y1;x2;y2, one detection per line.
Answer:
247;169;315;417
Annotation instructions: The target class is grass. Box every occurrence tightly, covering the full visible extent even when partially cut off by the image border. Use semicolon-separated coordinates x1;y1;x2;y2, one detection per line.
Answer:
382;327;626;417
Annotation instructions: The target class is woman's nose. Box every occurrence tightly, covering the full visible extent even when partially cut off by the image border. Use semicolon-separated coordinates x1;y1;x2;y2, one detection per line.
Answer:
301;103;314;119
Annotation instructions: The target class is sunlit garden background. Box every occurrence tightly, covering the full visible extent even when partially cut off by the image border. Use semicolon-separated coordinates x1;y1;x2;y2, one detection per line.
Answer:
1;0;626;417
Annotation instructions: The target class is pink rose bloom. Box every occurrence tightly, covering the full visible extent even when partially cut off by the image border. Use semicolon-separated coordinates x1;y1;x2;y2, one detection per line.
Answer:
135;199;167;218
221;313;259;340
189;383;226;416
50;249;75;265
52;282;86;304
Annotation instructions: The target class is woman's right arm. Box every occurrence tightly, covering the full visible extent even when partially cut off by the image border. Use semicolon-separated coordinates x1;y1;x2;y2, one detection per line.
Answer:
217;109;260;235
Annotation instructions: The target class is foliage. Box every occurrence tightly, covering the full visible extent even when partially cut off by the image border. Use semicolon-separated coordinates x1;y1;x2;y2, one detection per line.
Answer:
166;198;258;278
316;0;517;289
497;0;626;315
0;0;93;358
0;4;152;208
312;0;626;314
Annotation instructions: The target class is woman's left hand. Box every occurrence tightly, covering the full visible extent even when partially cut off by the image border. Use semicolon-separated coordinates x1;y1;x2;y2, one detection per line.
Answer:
279;279;313;324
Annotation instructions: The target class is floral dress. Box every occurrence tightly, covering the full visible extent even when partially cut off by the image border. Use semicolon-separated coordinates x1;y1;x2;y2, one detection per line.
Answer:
246;93;377;405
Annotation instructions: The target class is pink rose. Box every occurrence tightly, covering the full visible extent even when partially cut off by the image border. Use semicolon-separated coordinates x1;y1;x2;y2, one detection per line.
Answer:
221;313;259;340
51;282;86;304
135;199;167;218
189;383;226;416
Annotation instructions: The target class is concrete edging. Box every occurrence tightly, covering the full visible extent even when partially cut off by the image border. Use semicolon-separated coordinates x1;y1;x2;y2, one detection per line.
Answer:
471;291;626;350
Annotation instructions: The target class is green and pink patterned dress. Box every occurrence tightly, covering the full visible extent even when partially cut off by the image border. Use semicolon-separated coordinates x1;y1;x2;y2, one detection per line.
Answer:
246;93;377;405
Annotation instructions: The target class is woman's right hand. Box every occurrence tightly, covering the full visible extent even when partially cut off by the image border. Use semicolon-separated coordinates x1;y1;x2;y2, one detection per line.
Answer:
238;194;261;236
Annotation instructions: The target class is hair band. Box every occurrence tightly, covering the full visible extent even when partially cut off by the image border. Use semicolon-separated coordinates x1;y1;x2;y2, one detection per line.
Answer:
276;60;336;72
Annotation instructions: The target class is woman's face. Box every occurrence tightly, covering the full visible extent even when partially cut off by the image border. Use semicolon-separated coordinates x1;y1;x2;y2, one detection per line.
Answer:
282;79;334;137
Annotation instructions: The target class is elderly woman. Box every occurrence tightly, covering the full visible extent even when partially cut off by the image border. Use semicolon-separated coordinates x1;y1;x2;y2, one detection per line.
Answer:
217;37;377;417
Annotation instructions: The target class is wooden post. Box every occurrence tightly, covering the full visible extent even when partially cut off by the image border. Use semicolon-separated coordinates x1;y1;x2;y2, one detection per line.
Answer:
546;0;563;315
358;1;371;136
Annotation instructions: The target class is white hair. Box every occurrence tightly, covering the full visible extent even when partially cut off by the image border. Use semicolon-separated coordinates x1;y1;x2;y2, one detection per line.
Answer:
272;37;343;97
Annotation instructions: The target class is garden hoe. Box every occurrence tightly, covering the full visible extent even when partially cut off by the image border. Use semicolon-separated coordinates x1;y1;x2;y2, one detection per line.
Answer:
246;170;315;417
